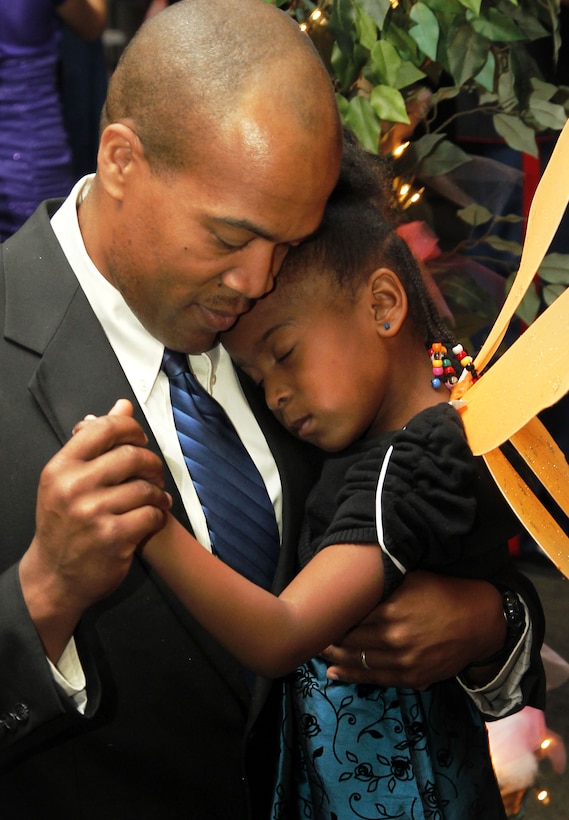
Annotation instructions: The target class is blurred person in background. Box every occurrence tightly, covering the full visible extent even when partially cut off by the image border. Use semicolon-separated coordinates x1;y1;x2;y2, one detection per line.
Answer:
0;0;107;240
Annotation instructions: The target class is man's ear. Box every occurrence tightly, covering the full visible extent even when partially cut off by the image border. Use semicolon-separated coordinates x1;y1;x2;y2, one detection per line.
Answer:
369;268;408;335
97;122;144;201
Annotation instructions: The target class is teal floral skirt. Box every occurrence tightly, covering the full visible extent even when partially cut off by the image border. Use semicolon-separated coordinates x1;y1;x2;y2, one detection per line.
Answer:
271;657;506;820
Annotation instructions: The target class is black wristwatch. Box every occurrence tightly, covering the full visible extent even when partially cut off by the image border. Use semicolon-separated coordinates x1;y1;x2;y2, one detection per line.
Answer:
468;589;526;668
502;589;526;639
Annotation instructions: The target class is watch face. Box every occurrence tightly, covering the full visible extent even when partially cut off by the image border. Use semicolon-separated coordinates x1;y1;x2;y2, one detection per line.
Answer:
503;591;525;632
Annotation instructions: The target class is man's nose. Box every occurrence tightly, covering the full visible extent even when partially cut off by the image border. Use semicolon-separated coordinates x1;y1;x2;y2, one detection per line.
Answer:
222;241;290;299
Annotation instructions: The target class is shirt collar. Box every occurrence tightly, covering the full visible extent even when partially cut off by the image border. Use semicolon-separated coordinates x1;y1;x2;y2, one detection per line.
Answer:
50;175;222;402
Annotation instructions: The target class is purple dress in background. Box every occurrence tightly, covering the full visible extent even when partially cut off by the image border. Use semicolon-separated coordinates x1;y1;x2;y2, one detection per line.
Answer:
0;0;74;240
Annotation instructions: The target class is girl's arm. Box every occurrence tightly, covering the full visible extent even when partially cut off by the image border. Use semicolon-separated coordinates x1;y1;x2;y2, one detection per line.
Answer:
141;514;385;678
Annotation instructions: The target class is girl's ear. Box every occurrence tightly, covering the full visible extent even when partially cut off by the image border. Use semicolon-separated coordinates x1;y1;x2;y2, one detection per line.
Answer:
368;268;408;335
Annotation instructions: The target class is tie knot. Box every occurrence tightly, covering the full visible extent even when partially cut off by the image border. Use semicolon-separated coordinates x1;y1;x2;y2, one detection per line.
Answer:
162;348;190;379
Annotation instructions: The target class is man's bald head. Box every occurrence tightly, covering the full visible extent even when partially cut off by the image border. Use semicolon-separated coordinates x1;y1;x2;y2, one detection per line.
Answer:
103;0;339;171
84;0;342;355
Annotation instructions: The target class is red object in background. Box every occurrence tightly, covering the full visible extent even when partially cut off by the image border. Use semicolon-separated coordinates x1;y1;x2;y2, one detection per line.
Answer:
522;153;541;222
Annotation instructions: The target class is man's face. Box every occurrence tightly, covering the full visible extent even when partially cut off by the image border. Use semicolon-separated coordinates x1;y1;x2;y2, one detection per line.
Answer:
96;121;340;354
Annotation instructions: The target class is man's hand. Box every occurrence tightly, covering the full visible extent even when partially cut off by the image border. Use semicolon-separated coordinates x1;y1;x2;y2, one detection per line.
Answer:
19;401;171;662
323;571;506;689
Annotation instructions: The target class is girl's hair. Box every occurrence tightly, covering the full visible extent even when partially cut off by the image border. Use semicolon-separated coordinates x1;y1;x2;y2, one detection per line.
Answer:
279;130;455;350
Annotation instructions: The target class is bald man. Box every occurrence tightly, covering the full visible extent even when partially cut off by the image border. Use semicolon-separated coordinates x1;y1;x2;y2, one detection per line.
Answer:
0;1;544;817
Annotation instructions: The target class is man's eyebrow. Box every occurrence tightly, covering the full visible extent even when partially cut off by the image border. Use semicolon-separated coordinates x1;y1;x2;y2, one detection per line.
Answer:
210;215;276;241
210;215;315;244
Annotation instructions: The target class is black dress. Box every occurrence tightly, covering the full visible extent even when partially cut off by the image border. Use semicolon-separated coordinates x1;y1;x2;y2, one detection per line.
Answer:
272;403;514;820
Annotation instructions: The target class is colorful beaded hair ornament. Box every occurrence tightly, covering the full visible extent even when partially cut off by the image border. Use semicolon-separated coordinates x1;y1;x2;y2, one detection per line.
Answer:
429;342;477;391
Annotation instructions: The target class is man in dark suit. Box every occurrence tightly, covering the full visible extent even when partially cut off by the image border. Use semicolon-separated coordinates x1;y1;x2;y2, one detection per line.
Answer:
0;1;544;817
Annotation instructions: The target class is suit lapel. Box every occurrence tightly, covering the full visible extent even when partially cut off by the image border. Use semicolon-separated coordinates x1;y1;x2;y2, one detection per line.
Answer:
3;202;252;706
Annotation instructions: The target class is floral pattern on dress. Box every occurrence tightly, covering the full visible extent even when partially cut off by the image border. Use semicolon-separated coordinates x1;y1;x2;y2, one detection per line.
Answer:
271;657;505;820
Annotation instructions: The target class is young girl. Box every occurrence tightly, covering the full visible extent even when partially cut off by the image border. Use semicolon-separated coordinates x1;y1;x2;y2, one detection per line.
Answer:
141;137;522;819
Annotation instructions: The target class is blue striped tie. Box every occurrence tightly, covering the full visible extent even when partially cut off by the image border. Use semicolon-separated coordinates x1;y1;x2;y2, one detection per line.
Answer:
162;348;280;591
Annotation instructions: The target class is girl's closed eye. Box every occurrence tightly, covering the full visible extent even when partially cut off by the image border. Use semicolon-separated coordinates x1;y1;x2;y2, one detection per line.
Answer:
275;346;294;364
271;332;298;365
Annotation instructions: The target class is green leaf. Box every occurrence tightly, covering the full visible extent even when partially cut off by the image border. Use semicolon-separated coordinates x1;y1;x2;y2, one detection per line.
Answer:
328;0;357;54
473;51;495;92
358;0;391;30
383;22;422;64
503;3;549;41
331;42;367;92
408;132;447;164
530;77;559;101
543;283;567;305
336;93;349;118
493;113;538;156
426;0;464;14
355;5;378;50
469;8;526;41
416;138;471;177
447;25;489;85
457;203;494;226
496;212;525;223
538;254;569;285
437;270;498;318
514;285;541;324
496;69;518;114
431;85;462;104
409;3;440;61
370;84;410;124
458;0;482;15
527;95;568;131
366;40;402;87
394;60;427;89
341;96;381;153
478;89;499;105
483;234;523;254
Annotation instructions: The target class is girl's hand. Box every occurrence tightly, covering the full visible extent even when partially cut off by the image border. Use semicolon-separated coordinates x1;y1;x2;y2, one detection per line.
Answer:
72;397;134;434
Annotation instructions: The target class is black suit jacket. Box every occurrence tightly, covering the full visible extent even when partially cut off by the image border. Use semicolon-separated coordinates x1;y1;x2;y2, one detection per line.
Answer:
0;202;319;818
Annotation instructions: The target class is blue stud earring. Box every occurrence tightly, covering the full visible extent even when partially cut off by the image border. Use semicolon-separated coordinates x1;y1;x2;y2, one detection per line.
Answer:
384;322;390;330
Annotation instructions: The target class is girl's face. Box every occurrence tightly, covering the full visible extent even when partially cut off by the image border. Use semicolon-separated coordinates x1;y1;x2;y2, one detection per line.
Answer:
224;276;393;452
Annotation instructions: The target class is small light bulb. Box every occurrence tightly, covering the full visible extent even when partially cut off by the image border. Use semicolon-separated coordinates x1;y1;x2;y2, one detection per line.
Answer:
540;738;552;750
392;141;410;158
311;9;322;21
537;789;549;804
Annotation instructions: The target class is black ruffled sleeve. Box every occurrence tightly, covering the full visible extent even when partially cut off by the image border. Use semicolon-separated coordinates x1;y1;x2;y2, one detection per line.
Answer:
318;403;480;575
